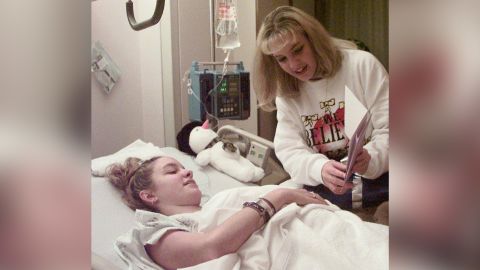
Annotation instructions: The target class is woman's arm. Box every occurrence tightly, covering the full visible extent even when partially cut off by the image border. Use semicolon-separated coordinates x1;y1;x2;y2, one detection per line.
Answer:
359;54;389;179
145;188;325;269
274;99;350;195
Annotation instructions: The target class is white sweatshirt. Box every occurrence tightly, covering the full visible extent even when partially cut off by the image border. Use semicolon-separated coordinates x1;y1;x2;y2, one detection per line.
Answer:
274;49;389;186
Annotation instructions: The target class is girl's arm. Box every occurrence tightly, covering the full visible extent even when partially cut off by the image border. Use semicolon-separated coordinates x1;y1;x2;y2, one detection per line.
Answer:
145;188;325;269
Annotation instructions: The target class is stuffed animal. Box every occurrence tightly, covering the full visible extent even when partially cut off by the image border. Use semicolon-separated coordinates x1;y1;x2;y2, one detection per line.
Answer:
189;120;265;183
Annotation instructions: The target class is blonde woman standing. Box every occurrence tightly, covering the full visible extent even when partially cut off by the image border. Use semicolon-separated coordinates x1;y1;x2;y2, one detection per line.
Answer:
253;6;389;209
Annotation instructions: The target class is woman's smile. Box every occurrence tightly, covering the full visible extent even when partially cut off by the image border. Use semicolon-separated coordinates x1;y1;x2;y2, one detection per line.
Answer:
294;64;308;75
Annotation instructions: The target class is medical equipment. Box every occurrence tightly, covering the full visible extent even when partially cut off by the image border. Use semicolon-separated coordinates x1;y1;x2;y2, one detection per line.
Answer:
247;141;271;169
125;0;165;31
188;61;250;122
217;125;290;186
91;41;121;94
215;0;240;50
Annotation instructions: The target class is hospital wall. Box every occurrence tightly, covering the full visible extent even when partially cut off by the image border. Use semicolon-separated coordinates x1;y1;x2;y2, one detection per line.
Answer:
92;0;165;158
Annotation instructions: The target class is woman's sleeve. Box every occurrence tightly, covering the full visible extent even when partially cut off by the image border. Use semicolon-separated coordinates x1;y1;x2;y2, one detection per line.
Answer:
274;98;329;186
360;55;389;179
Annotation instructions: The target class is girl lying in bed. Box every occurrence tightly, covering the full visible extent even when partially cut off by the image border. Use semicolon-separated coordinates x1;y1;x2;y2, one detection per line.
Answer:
107;156;388;270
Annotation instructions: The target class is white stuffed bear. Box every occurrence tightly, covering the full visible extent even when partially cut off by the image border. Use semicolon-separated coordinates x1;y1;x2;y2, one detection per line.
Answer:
189;120;265;183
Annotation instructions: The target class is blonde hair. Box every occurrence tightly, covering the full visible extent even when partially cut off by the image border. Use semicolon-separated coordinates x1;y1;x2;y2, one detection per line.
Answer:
253;6;355;111
106;156;161;211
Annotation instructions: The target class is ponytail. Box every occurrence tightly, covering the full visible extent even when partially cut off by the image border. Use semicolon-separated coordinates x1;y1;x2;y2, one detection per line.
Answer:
106;157;161;211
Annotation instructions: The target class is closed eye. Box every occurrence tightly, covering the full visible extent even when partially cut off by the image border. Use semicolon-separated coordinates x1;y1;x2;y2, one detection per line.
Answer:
275;56;287;63
292;45;304;55
163;164;179;174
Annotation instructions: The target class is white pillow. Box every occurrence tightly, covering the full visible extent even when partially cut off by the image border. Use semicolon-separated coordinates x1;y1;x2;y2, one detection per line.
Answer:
92;176;134;269
91;139;166;177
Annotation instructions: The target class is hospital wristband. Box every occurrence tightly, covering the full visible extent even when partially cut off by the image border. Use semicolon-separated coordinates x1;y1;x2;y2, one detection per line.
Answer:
256;199;275;218
243;201;270;224
259;198;276;215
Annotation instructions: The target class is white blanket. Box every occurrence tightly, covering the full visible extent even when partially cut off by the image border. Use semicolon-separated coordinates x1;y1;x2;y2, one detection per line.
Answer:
117;185;388;270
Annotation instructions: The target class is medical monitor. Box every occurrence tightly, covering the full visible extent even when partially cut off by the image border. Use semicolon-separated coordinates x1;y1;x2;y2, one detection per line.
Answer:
188;61;250;121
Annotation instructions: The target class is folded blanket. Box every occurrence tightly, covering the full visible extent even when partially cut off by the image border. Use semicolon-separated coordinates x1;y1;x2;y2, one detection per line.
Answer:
116;185;388;270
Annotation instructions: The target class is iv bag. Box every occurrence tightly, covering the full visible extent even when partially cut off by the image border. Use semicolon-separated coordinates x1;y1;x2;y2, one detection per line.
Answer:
215;0;240;50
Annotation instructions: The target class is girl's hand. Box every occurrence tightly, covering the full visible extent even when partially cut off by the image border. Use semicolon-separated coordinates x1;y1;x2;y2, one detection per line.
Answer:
321;160;353;194
262;188;327;211
286;188;327;206
353;148;371;175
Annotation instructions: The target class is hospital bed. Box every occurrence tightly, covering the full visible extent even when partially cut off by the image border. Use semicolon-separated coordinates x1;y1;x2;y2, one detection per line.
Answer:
91;127;291;269
91;128;387;269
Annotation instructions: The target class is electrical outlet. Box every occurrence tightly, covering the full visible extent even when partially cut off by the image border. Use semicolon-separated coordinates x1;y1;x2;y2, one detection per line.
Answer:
246;141;270;169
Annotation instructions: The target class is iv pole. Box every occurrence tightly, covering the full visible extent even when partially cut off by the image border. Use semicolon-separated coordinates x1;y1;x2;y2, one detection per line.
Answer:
207;0;219;129
126;0;165;31
209;0;216;62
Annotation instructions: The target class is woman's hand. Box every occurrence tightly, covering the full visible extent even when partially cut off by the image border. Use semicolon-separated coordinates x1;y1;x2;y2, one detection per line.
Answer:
353;148;371;175
321;160;353;194
262;188;327;211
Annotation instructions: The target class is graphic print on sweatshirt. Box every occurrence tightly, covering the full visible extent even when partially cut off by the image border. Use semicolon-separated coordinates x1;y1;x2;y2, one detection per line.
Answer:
301;98;348;161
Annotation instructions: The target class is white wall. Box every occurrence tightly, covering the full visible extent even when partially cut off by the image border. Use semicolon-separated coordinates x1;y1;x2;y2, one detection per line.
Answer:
138;1;166;147
176;0;212;130
161;0;215;147
91;0;165;157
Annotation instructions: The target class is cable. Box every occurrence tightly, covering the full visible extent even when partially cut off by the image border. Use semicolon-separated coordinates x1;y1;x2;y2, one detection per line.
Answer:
184;49;233;130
